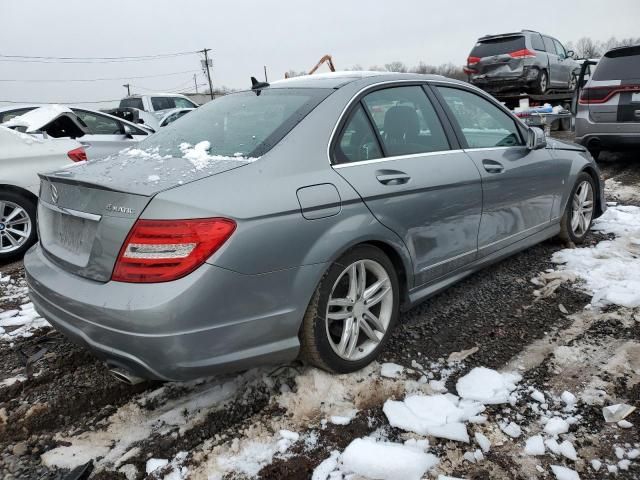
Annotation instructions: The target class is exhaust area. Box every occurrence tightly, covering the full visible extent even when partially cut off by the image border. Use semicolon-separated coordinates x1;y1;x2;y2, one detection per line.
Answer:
108;367;145;386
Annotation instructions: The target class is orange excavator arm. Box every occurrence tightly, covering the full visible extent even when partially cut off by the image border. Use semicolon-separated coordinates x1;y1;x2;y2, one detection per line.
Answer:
285;55;336;78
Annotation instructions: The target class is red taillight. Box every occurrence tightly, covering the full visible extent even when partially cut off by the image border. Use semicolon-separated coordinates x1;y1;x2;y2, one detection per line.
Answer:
467;56;481;65
509;49;536;59
112;218;236;283
579;85;640;104
67;147;87;162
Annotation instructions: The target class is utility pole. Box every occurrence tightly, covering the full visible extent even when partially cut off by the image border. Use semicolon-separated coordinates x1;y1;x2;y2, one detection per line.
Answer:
122;83;131;96
264;65;268;82
201;48;214;100
193;73;198;94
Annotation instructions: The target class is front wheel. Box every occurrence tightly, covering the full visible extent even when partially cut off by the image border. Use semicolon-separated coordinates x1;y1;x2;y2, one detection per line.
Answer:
299;245;400;373
559;173;596;244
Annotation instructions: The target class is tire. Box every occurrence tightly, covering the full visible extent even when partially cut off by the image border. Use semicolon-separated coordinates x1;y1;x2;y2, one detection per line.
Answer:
589;149;601;161
0;191;37;262
559;172;596;244
299;244;400;373
568;73;577;91
533;69;548;95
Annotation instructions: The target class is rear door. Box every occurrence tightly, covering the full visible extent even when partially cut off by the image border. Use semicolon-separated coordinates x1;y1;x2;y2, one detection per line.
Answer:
433;85;564;257
542;36;562;86
73;110;147;159
553;38;573;87
332;84;482;286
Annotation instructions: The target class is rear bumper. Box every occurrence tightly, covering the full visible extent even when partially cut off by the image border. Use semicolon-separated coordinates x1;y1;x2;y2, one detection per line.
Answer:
470;67;537;92
575;114;640;150
25;243;325;381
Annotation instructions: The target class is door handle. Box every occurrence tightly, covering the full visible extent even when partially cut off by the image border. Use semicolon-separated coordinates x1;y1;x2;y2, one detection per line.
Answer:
375;170;411;185
482;159;504;174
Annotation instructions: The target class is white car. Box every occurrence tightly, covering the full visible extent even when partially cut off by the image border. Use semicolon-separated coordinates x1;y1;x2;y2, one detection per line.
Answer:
0;104;151;160
158;107;194;127
0;124;84;260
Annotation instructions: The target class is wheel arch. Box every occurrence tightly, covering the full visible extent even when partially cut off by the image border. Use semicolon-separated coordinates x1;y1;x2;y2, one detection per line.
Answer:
0;184;38;205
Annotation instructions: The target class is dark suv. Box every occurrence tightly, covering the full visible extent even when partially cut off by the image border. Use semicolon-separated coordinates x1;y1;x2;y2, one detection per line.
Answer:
465;30;580;95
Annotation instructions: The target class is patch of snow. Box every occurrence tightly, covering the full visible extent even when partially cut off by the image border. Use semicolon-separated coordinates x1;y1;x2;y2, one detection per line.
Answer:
499;421;522;438
559;440;578;461
456;367;521;404
550;465;580;480
591;459;602;471
312;451;341;480
146;458;168;474
561;391;577;408
524;435;545;456
544;417;570;436
2;104;72;132
531;389;546;403
474;432;491;453
340;437;438;480
179;141;258;170
617;419;633;428
380;362;404;378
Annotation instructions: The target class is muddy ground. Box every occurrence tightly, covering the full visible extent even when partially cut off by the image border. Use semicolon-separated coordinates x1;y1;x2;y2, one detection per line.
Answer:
1;142;639;480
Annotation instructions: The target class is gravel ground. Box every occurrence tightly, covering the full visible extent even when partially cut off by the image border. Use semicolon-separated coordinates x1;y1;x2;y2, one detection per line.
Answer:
0;142;638;480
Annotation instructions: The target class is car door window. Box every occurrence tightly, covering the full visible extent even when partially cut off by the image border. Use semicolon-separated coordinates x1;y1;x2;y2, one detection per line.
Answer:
151;97;176;110
531;34;545;52
334;105;382;164
553;39;567;59
73;110;122;135
362;86;449;156
543;36;556;54
0;108;35;123
437;87;524;148
174;98;196;108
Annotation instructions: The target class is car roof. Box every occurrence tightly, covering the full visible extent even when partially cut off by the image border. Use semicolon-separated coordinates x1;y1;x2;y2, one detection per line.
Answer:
123;93;191;99
268;71;450;89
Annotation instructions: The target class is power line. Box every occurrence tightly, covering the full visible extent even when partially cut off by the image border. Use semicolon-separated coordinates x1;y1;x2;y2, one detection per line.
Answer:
0;99;121;105
0;69;201;83
0;51;199;64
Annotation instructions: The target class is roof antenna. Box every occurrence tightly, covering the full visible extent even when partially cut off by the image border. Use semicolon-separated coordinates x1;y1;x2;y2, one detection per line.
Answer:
251;76;270;95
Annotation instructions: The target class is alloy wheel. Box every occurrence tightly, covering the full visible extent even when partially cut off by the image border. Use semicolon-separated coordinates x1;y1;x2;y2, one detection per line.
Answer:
325;259;393;361
571;181;594;237
0;201;32;254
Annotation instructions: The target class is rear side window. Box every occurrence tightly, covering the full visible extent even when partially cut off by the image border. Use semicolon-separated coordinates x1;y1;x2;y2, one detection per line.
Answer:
335;105;383;164
73;110;121;135
0;108;35;123
531;34;545;51
593;47;640;80
151;97;176;111
543;36;556;54
137;88;332;158
119;98;144;110
362;86;449;156
437;87;523;148
471;36;525;57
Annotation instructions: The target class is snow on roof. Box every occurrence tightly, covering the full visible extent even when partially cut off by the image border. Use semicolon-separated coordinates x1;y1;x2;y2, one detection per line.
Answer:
2;104;73;132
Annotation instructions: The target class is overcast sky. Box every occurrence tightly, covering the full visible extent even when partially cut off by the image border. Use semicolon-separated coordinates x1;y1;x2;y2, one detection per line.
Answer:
1;0;639;108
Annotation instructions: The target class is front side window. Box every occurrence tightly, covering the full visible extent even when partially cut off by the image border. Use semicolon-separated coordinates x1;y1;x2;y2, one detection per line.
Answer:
543;36;556;54
73;110;121;135
531;34;545;52
553;39;567;58
174;97;197;108
437;87;523;148
137;88;332;158
334;105;382;164
362;86;449;156
151;97;176;111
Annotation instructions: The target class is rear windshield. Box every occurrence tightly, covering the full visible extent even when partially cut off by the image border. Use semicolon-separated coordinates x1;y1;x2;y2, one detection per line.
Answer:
471;36;525;57
593;46;640;80
136;88;332;158
119;98;144;110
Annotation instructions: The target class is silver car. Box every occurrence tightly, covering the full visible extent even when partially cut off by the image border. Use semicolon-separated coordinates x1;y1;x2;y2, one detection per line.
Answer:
575;45;640;159
25;72;605;382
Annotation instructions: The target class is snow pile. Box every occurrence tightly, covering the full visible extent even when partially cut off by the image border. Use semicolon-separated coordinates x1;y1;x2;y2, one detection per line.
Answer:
0;273;49;341
313;438;438;480
179;141;258;170
550;465;580;480
380;362;404;378
551;205;640;307
383;393;484;442
456;367;521;404
123;147;171;161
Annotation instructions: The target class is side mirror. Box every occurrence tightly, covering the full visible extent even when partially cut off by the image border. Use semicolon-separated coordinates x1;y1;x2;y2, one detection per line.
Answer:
527;127;547;150
123;124;134;139
567;50;575;59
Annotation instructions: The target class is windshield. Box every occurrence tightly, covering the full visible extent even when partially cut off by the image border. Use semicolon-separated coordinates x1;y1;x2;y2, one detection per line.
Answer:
136;88;332;158
593;46;640;80
471;36;525;58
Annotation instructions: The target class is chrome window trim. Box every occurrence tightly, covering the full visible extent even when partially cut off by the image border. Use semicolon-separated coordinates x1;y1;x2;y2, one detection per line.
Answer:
333;149;465;169
40;200;102;222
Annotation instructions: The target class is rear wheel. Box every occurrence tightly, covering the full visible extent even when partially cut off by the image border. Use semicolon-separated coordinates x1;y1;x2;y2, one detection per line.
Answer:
299;245;400;373
569;73;577;91
533;69;548;94
0;191;37;262
559;173;596;244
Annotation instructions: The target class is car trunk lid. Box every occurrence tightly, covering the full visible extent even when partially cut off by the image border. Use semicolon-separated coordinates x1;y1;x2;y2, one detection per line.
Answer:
37;150;254;281
468;35;528;79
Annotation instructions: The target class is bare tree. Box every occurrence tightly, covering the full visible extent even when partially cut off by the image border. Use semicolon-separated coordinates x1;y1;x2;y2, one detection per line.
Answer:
384;61;408;73
574;37;601;59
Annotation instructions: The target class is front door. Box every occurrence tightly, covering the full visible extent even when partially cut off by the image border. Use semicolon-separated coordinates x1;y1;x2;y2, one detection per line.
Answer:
433;85;561;257
332;85;482;286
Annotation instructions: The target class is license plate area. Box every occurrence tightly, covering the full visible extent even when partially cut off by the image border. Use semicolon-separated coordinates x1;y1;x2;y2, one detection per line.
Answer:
38;202;100;268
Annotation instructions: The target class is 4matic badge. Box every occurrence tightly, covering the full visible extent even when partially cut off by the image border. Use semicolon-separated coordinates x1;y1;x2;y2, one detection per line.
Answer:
105;204;135;215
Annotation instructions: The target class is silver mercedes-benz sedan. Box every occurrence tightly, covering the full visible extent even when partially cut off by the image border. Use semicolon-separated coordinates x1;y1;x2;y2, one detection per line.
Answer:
25;72;605;382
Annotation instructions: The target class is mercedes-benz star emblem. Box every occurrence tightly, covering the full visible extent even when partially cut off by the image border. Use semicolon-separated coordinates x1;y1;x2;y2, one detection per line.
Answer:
51;184;59;204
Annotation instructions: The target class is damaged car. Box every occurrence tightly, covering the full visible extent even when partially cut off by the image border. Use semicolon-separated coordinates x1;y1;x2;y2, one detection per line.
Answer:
1;104;150;159
25;72;605;382
465;30;580;95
